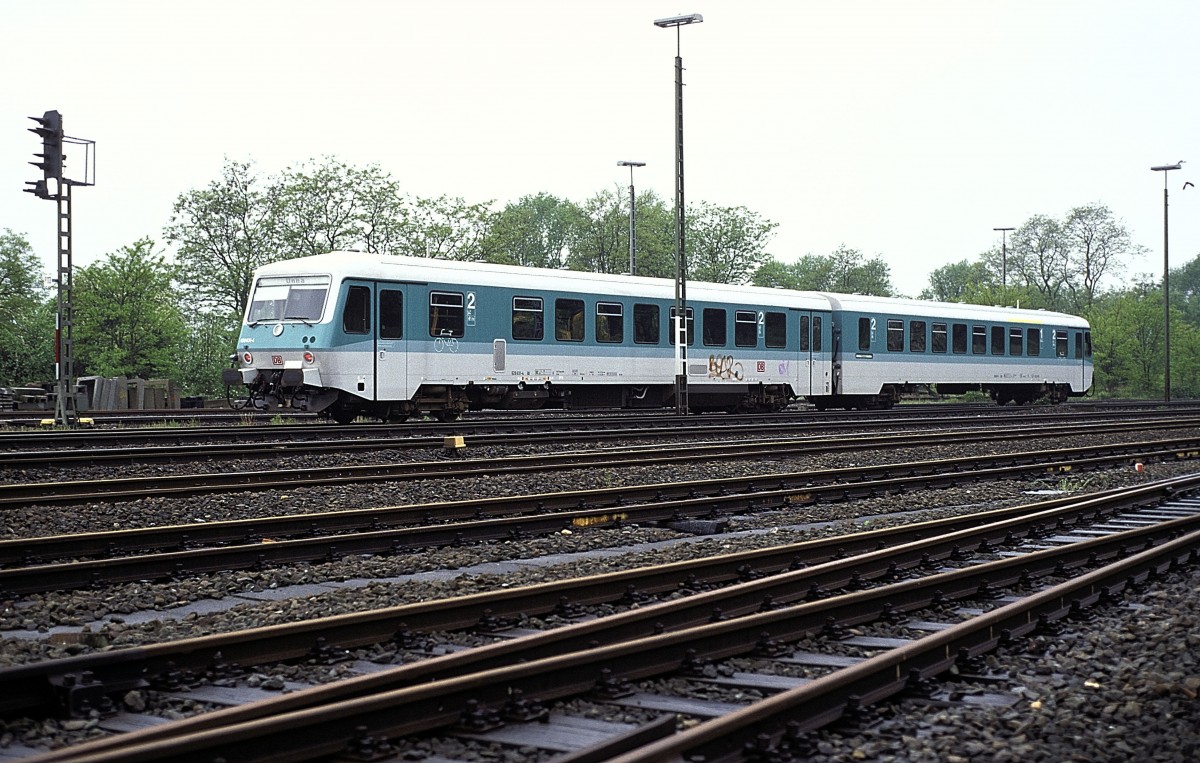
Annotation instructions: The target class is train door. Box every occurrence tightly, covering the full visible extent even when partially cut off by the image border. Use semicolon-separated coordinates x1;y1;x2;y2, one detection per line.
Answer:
796;311;815;396
375;283;409;401
811;312;833;395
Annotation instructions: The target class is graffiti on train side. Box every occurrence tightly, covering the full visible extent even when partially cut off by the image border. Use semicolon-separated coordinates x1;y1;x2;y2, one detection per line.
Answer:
708;355;744;381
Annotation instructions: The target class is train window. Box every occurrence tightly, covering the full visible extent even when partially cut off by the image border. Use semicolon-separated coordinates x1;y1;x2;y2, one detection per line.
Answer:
249;275;331;323
596;302;624;343
1008;327;1022;356
765;312;786;348
812;316;823;352
990;326;1005;355
1074;332;1083;359
972;325;987;354
555;299;585;342
858;317;872;351
1027;328;1041;356
910;320;927;353
1084;331;1093;357
799;315;810;352
1054;329;1069;358
634;303;659;344
932;322;948;353
429;292;465;337
952;323;967;354
669;307;695;346
379;289;403;339
735;311;757;347
512;297;544;341
886;319;904;352
343;286;371;334
703;308;727;346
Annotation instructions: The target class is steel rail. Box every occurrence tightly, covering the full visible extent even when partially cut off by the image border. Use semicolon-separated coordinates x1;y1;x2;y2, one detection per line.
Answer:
3;417;1197;507
6;475;1193;719
2;409;1197;464
29;497;1200;762
2;437;1199;595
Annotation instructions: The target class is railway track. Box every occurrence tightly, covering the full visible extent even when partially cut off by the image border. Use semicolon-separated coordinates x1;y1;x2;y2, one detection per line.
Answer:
2;432;1199;595
0;405;1196;460
12;476;1200;762
3;416;1197;504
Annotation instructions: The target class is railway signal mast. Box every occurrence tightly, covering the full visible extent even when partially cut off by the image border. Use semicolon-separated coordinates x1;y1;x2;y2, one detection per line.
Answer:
23;110;96;426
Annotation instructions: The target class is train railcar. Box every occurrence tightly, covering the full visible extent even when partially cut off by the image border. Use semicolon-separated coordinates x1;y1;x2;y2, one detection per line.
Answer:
223;252;835;422
222;252;1093;421
819;294;1093;409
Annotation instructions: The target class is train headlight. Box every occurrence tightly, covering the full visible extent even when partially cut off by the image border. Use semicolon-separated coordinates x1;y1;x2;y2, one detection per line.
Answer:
242;352;253;365
303;351;315;364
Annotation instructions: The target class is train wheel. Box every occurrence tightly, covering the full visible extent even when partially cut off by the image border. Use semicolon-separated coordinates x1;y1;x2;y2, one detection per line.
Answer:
331;407;359;424
435;410;461;422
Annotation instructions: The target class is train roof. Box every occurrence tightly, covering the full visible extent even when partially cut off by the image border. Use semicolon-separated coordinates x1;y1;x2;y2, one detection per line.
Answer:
253;252;1089;327
817;292;1089;327
253;252;832;310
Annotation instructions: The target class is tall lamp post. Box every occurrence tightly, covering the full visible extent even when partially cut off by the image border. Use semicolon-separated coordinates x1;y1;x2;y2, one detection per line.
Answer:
654;12;703;415
993;226;1014;295
1151;161;1184;402
616;160;645;275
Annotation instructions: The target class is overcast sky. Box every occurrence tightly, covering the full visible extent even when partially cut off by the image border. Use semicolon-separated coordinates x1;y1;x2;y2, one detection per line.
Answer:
4;1;1198;297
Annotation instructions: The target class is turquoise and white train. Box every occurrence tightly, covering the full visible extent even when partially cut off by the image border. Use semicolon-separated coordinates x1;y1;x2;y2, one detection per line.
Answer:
222;252;1093;422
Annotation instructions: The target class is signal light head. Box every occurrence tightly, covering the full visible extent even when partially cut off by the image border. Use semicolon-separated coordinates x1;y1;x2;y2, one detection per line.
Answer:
303;351;315;363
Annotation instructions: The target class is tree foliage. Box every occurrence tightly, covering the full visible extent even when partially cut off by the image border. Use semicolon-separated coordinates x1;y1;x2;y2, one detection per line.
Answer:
685;201;777;285
0;229;53;385
753;246;894;296
73;239;185;380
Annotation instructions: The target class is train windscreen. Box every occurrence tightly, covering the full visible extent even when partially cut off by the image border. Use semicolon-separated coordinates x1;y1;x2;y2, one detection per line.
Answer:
248;275;331;323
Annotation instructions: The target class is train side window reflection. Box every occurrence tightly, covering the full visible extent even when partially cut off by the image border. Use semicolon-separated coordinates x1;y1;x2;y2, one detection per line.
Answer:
812;316;823;352
1074;332;1083;359
932;322;948;353
669;307;695;346
1055;329;1069;358
765;311;786;348
703;308;727;346
596;302;624;343
555;298;585;342
735;310;757;347
972;325;987;355
343;286;370;335
910;320;927;352
1008;327;1023;356
886;319;904;352
512;297;544;341
990;326;1005;355
952;323;967;354
799;315;810;352
1027;328;1040;356
858;317;872;351
429;291;465;337
633;303;659;344
379;289;403;339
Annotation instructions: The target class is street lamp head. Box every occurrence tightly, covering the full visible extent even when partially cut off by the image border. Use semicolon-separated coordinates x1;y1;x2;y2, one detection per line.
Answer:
654;13;703;27
1151;161;1184;172
993;227;1014;232
617;161;647;167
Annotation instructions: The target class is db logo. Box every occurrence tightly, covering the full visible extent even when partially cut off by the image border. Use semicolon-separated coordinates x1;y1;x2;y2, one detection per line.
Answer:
272;355;284;365
756;361;766;373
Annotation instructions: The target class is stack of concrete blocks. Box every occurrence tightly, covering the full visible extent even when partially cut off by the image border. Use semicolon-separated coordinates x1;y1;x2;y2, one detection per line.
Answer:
78;377;180;410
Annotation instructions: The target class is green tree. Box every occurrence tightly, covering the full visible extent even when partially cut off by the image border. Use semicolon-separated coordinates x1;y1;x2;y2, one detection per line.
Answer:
275;157;397;257
0;229;53;384
566;188;627;274
388;194;495;261
164;159;280;320
754;246;894;296
1008;215;1070;311
73;239;185;380
685;201;777;285
1063;203;1141;310
921;259;993;302
481;193;577;268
